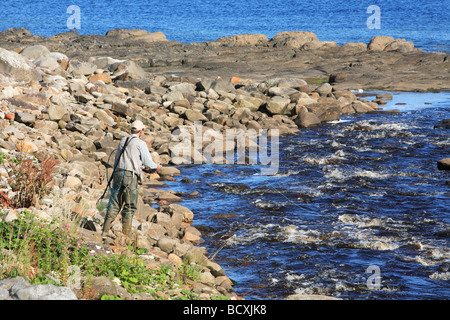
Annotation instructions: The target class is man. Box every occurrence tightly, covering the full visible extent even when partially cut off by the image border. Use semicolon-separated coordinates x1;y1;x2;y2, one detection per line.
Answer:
102;120;161;240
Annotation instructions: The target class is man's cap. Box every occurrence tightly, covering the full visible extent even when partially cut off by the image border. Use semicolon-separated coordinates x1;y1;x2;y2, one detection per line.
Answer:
131;120;145;131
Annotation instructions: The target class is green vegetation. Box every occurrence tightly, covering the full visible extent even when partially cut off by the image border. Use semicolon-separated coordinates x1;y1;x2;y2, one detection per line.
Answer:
0;210;212;300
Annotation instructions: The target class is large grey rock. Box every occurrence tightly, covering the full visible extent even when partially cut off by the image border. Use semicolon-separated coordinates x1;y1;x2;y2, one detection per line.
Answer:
268;86;299;97
183;246;206;264
68;60;97;76
169;83;196;97
266;96;291;115
315;83;333;96
0;48;41;82
93;109;116;126
33;56;61;71
269;31;320;49
368;36;395;51
157;236;179;253
47;104;68;121
15;112;36;125
105;29;167;43
109;60;147;80
14;284;78;300
89;276;118;299
295;111;321;128
20;45;51;60
185;109;207;122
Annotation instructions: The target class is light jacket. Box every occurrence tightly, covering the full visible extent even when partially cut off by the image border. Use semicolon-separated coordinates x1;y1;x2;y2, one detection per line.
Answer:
113;134;158;182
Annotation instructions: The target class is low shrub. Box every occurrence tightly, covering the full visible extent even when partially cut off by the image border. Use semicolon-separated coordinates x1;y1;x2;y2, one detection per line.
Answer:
1;153;57;208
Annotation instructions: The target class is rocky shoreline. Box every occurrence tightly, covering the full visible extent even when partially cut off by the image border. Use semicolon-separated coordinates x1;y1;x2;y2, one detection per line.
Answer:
0;28;448;300
0;27;449;92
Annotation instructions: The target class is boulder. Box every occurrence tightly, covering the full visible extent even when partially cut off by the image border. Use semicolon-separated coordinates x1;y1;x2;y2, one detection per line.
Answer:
105;29;167;42
384;38;415;52
68;60;97;76
434;119;450;129
268;86;299;97
368;36;395;51
314;83;333;96
14;112;36;125
185;109;207;122
234;98;261;112
47;104;68;121
295;111;321;128
169;203;194;223
109;60;146;80
265;96;291;115
93;109;116;126
183;246;205;264
33;56;61;71
169;83;196;97
157;236;179;253
341;42;367;52
269;31;320;49
88;276;118;299
437;158;450;171
88;73;112;83
306;102;341;122
157;166;181;176
65;176;82;191
20;45;51;60
14;284;78;300
215;34;269;47
352;101;375;113
0;48;41;82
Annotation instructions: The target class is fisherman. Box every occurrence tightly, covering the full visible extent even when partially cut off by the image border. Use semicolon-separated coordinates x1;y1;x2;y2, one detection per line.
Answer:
101;120;161;240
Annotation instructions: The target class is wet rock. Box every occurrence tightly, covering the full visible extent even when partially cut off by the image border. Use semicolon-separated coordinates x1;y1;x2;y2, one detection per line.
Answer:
437;158;450;171
434;119;450;129
295;111;321;128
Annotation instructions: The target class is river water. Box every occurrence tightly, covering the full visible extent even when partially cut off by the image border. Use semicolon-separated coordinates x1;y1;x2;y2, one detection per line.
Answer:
162;91;449;300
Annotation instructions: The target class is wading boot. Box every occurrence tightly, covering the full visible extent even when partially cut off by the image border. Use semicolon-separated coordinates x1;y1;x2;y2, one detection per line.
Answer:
101;216;116;240
122;221;133;242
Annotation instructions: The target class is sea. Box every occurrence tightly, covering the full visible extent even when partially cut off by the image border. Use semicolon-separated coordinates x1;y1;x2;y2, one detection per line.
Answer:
1;0;449;300
0;0;449;53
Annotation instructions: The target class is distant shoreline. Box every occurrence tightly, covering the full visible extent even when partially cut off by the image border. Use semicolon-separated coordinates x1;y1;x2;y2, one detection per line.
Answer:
0;27;449;92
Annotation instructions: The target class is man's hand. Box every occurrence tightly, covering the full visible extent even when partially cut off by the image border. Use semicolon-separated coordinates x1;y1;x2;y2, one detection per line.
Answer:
143;164;162;174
